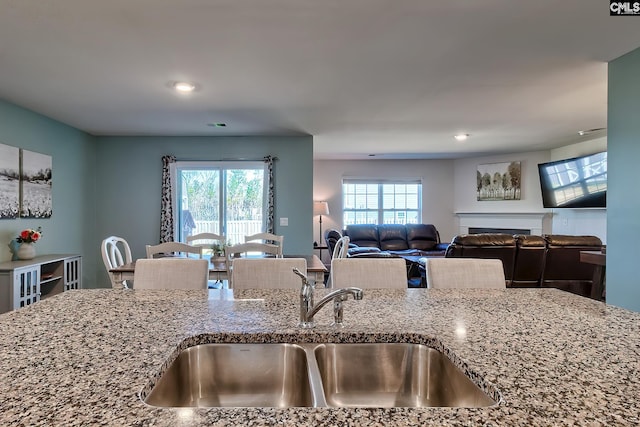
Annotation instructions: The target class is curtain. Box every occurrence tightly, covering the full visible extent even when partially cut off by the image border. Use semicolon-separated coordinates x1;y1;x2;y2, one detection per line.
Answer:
264;155;275;234
160;155;176;242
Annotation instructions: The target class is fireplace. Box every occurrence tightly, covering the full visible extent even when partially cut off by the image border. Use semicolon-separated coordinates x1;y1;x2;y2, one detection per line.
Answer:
468;227;530;235
456;212;551;236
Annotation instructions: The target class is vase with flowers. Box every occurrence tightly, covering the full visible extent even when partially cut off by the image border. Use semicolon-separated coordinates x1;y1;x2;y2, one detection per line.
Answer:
16;227;42;260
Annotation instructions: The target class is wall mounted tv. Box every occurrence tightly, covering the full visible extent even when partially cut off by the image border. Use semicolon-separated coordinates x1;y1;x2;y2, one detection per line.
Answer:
538;151;607;208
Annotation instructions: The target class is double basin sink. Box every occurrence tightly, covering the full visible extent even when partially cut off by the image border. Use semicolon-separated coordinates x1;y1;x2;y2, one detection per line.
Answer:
143;342;497;408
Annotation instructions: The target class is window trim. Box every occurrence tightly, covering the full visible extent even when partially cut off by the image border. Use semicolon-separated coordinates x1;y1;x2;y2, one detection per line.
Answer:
342;177;423;226
171;161;267;242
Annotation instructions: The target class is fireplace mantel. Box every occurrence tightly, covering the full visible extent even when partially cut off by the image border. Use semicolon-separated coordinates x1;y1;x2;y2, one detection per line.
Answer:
455;212;551;235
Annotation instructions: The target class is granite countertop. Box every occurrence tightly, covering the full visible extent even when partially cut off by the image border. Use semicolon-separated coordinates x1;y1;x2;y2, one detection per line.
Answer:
0;288;638;426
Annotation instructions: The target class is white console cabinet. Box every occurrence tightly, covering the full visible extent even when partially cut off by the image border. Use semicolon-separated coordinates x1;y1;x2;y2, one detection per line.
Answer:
0;254;82;314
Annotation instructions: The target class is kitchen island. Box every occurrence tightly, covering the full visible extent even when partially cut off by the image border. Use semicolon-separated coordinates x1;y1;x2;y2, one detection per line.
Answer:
0;288;638;426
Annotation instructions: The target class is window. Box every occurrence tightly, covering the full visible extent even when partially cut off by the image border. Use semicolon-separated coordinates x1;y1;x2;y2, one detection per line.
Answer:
342;179;421;225
171;162;266;244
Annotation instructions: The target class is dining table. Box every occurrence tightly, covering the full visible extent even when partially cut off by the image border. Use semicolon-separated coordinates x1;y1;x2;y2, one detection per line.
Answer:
109;254;327;287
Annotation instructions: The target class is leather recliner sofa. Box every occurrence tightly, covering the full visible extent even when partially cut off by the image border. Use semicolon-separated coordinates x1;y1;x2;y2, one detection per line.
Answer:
341;224;449;257
540;234;603;297
419;233;603;299
444;233;517;284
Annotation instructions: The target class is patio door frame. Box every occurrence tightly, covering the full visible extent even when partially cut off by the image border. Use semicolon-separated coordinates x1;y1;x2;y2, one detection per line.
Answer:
170;161;267;243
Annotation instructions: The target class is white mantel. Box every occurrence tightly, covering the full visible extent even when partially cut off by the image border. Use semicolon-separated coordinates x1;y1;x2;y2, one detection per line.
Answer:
455;212;552;235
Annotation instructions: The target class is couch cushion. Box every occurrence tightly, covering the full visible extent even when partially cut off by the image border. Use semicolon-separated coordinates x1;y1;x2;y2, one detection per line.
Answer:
450;233;516;246
406;224;439;250
378;224;409;251
347;246;382;256
344;224;380;247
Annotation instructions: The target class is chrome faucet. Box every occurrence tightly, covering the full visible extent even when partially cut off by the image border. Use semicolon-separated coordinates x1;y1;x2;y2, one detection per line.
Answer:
293;268;363;328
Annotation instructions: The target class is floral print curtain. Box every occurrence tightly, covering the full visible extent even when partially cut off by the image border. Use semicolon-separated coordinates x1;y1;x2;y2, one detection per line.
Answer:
264;155;275;234
160;155;176;242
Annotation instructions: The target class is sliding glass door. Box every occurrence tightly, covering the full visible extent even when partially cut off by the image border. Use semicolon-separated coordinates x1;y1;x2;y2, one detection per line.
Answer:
172;162;266;244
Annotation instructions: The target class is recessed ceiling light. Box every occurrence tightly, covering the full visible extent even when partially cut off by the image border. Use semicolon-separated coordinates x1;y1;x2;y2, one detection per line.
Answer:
173;81;196;93
454;134;470;141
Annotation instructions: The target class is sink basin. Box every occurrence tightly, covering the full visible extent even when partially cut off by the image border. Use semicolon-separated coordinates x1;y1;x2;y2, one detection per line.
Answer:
143;342;497;408
313;343;496;408
144;343;314;407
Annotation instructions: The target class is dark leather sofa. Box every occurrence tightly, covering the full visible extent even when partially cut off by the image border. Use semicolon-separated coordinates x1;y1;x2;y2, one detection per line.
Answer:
325;224;448;288
445;233;517;283
419;233;603;299
540;234;603;297
338;224;449;257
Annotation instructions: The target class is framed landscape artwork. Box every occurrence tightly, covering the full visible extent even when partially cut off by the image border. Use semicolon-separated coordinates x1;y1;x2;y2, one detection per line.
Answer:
0;142;20;219
477;161;521;201
20;149;52;218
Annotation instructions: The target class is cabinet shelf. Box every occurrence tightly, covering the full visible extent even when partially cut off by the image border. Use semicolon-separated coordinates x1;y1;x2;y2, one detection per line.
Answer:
40;276;63;285
0;255;82;313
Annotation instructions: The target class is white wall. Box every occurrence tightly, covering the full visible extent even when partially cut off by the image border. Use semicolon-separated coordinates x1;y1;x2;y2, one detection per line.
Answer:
453;150;551;214
313;159;455;263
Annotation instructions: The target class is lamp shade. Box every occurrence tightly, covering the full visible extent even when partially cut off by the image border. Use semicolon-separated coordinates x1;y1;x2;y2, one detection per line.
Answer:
313;201;329;216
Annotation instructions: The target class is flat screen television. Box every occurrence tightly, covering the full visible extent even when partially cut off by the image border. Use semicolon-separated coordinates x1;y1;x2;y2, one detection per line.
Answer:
538;151;607;208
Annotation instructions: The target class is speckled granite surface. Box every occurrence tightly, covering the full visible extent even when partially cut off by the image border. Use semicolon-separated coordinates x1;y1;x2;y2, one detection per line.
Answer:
0;288;638;426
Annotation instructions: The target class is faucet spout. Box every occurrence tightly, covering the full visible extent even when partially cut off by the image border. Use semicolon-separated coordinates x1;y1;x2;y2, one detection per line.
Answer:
294;268;363;329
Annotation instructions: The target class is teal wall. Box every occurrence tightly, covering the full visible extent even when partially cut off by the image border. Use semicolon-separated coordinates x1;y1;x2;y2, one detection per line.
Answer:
0;100;97;285
93;136;314;288
0;100;314;290
608;47;640;312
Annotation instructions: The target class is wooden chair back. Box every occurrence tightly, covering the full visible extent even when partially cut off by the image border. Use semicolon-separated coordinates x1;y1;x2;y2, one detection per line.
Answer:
231;258;307;289
425;258;506;289
331;257;407;289
133;258;209;290
101;236;133;289
244;232;284;256
145;242;203;259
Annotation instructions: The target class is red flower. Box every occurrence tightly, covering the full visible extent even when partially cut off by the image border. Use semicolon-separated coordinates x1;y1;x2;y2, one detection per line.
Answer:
16;227;43;243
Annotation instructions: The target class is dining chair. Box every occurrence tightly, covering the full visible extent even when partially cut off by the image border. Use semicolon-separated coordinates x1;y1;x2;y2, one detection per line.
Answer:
145;242;203;259
186;232;226;253
224;242;282;288
330;257;407;289
101;236;133;289
326;235;350;288
424;258;506;289
133;258;209;290
332;236;350;259
244;232;284;256
230;258;307;289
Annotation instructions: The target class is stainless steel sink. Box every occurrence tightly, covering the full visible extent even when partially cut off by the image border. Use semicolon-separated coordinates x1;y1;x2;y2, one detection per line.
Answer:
143;342;497;408
144;343;314;407
313;343;496;408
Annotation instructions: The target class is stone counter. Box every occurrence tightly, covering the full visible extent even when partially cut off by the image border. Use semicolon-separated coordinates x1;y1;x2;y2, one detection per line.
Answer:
0;288;638;426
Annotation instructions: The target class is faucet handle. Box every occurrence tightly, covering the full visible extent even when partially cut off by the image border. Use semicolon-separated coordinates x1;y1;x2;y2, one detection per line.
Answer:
292;268;310;285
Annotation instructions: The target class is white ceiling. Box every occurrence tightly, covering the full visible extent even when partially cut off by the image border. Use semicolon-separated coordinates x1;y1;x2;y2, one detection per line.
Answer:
1;0;638;159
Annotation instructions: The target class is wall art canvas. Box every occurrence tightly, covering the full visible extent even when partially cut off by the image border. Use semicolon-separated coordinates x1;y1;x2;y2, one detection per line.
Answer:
20;149;52;218
0;142;20;219
477;161;521;201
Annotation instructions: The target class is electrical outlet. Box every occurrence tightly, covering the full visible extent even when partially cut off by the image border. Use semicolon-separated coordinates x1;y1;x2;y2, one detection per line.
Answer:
279;217;288;226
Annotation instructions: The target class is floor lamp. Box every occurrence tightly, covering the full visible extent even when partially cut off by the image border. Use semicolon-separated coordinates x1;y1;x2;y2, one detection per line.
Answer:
313;201;330;260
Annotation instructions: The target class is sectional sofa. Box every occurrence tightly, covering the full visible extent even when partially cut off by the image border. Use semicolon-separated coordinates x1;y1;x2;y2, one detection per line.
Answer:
426;233;604;299
325;224;449;258
326;227;604;299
